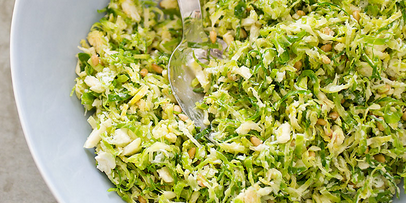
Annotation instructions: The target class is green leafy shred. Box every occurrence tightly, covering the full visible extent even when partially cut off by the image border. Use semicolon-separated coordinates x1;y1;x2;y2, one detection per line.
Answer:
73;0;406;202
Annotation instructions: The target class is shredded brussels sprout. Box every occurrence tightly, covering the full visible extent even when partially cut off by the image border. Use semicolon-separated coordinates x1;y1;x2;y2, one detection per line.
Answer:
74;0;406;202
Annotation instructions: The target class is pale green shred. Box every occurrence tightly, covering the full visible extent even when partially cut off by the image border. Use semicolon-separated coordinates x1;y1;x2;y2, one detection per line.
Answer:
73;0;406;202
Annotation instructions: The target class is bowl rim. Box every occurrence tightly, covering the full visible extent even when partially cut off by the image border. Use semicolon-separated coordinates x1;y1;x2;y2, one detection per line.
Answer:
10;0;62;202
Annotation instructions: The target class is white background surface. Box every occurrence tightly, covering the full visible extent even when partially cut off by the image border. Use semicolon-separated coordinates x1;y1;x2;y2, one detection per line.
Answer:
0;0;57;202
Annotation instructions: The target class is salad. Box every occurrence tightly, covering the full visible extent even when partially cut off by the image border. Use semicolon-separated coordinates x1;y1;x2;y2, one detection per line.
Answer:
73;0;406;202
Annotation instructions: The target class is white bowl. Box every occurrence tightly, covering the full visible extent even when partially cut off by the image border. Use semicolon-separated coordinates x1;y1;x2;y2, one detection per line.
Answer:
10;0;123;202
10;0;406;202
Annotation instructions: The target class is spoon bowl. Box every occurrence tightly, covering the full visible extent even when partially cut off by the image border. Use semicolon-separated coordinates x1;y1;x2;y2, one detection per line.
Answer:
169;44;207;129
168;0;208;129
168;0;226;131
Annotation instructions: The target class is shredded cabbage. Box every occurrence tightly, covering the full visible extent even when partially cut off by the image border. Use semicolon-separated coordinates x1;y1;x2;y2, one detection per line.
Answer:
74;0;406;202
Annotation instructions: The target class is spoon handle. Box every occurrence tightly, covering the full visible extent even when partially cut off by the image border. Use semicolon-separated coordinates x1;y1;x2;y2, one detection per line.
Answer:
177;0;201;19
177;0;206;43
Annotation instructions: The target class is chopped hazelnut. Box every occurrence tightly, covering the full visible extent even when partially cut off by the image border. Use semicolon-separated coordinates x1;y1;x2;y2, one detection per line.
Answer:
294;61;303;71
317;118;327;126
250;136;263;146
178;114;189;121
188;147;196;159
322;55;331;64
352;10;361;22
140;68;148;77
210;30;217;44
296;10;305;17
152;64;163;74
329;112;339;120
374;154;386;163
321;44;332;52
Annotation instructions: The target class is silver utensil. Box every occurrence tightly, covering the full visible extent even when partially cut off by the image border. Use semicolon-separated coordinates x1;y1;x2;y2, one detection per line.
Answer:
168;0;212;129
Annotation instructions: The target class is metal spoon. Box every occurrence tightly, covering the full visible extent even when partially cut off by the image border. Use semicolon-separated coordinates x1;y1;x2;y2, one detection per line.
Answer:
168;0;223;130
